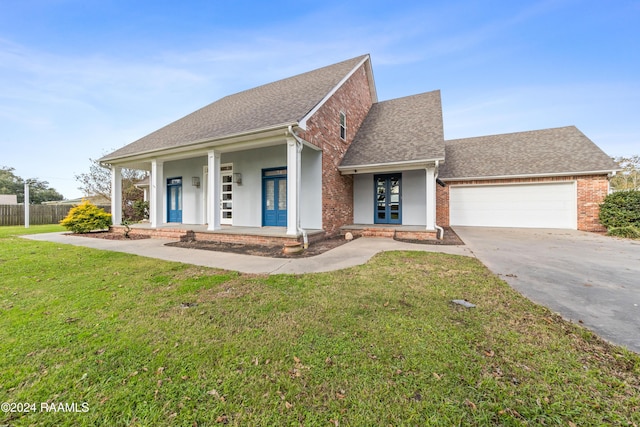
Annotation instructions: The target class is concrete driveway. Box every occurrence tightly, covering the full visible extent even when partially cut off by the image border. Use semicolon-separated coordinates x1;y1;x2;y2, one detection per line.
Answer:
454;227;640;353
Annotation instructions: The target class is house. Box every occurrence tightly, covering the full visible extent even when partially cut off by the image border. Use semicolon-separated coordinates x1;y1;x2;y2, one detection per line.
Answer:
43;195;110;206
100;54;618;245
0;195;18;205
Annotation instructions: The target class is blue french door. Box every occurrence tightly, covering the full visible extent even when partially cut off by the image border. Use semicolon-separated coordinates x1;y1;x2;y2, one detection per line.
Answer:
374;174;402;224
167;178;183;223
262;168;287;226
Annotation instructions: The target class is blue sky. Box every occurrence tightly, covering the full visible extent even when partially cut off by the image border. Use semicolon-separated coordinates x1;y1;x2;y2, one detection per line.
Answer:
1;0;638;199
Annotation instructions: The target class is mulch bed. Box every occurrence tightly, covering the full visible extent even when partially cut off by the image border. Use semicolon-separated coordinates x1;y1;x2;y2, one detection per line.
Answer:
166;227;464;258
68;231;151;240
394;227;464;246
68;227;464;257
166;237;349;258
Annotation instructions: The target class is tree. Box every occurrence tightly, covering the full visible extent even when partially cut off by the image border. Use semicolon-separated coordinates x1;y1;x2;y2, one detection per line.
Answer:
75;158;146;220
610;155;640;191
0;166;64;204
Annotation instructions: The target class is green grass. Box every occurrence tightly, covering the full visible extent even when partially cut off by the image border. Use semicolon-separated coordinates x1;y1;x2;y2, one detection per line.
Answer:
1;225;638;426
0;224;65;238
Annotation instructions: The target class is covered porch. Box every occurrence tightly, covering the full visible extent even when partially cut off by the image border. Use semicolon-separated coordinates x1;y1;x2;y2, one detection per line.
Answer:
106;126;324;245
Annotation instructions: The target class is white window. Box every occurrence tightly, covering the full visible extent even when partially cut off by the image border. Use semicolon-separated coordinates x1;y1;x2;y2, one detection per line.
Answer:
339;111;347;141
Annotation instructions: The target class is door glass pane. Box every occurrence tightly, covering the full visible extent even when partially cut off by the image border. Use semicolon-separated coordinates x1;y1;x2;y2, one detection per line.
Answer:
278;179;287;210
266;181;274;210
177;186;182;209
390;178;399;193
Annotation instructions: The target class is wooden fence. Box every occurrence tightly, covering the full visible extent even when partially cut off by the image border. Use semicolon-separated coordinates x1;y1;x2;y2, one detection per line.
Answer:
0;205;111;226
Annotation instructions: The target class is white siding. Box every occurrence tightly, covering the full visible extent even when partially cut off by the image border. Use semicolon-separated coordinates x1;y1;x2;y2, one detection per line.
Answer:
402;170;427;226
353;170;429;226
163;157;206;224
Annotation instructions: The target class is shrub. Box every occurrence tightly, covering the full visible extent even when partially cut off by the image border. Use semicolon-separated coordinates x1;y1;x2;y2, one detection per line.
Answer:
132;200;149;221
599;190;640;228
607;225;640;239
60;200;112;233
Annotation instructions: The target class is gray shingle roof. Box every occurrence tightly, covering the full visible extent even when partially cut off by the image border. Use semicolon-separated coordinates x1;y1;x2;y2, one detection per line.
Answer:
340;90;444;168
439;126;618;179
101;55;370;161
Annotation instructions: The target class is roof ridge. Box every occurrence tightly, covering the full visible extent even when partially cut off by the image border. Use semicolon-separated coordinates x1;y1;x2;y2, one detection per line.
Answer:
445;125;578;143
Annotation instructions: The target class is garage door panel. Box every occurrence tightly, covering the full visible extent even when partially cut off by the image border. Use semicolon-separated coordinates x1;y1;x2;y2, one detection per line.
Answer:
450;182;576;229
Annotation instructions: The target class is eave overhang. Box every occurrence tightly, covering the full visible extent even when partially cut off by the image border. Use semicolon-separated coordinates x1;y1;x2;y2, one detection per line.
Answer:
440;169;621;182
339;157;444;175
99;122;299;168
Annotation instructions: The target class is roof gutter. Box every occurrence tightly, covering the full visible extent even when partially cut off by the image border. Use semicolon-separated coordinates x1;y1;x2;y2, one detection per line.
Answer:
441;169;621;182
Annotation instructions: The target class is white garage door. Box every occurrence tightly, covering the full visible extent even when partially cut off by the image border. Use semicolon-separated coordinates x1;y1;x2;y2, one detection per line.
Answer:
450;182;577;229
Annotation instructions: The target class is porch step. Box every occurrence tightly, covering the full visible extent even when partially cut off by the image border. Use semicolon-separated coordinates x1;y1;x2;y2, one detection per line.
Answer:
110;226;189;240
341;226;438;241
360;228;397;238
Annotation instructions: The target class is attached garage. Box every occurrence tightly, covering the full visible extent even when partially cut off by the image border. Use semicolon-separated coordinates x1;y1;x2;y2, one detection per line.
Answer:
449;181;577;229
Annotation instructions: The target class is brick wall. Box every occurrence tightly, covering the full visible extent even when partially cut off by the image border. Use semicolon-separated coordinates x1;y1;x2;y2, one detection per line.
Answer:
298;63;374;236
576;175;609;232
436;175;610;231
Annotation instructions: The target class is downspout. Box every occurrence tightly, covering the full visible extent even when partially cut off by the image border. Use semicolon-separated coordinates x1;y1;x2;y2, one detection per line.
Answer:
287;125;309;248
433;160;445;240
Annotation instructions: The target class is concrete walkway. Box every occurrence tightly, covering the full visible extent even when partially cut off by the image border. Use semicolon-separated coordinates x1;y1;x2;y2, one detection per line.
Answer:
23;232;472;274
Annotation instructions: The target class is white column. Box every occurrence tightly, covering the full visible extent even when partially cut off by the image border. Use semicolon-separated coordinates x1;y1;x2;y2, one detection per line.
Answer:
24;182;30;228
111;166;122;226
207;150;221;231
286;138;301;235
425;166;436;231
150;160;164;228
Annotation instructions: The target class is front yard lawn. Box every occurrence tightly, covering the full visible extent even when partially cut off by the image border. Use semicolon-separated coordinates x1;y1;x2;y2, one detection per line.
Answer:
1;226;638;426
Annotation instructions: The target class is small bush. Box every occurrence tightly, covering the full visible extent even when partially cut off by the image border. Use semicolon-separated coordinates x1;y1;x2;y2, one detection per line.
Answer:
607;225;640;239
599;190;640;228
132;200;149;221
60;200;112;233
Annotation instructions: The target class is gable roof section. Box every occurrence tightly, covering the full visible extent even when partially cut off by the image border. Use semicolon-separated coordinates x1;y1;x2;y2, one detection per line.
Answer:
101;55;371;162
439;126;618;180
339;90;444;171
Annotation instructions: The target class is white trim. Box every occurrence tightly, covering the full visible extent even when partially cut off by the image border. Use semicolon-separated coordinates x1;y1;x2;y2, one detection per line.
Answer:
339;158;444;174
339;111;347;141
286;138;300;235
149;160;164;228
425;167;436;231
299;55;370;130
100;124;296;165
207;150;221;231
110;166;122;226
442;170;617;182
